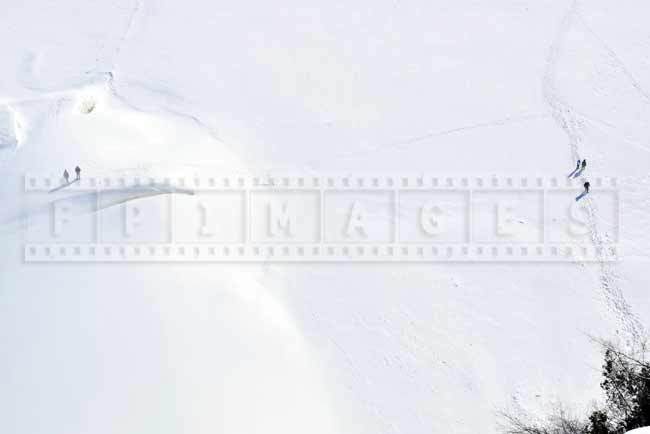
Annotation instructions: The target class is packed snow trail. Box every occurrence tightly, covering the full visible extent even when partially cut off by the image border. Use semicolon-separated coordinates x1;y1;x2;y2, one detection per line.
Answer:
543;0;644;346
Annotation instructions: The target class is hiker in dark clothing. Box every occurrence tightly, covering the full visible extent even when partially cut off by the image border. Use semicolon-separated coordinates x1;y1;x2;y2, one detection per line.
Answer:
75;166;81;180
63;170;70;183
581;159;587;170
569;159;582;178
584;181;590;193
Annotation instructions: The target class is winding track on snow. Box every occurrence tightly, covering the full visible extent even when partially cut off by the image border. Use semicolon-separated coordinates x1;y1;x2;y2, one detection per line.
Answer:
543;1;644;346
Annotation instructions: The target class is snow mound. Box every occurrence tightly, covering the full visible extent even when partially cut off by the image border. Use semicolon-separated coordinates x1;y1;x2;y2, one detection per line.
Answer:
626;428;650;434
76;97;96;114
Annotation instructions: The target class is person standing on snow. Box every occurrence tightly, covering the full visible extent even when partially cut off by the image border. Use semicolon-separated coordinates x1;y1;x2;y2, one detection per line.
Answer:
581;159;587;171
584;181;590;194
75;166;81;180
569;159;582;178
63;169;70;183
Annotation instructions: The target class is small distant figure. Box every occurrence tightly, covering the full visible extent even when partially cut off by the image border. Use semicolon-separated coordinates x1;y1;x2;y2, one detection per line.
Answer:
63;169;70;183
575;181;591;202
572;158;587;178
569;159;581;178
75;166;81;180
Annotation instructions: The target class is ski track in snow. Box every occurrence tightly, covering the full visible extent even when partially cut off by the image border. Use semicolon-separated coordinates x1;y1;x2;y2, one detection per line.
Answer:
314;112;547;167
574;13;650;106
111;0;145;69
543;0;645;347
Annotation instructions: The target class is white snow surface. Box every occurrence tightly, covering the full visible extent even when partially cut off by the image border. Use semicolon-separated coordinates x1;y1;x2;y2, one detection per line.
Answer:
1;1;650;433
627;428;650;434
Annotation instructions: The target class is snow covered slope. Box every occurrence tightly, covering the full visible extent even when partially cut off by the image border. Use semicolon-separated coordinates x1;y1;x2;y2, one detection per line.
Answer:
1;1;650;433
627;428;650;434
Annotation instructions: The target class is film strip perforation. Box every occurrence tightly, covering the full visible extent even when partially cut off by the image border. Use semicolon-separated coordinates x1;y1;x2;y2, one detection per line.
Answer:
25;174;619;192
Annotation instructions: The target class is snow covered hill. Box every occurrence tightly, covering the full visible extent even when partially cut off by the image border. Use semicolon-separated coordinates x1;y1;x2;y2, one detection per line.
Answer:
1;1;650;433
